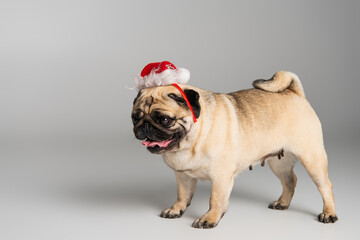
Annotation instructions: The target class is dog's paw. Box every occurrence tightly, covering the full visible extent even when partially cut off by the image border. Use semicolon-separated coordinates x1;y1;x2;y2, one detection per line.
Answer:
268;201;289;210
192;211;224;229
192;218;218;229
318;213;338;223
160;208;185;219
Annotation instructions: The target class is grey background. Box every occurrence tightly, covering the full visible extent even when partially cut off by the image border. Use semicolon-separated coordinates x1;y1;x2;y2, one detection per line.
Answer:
0;0;359;239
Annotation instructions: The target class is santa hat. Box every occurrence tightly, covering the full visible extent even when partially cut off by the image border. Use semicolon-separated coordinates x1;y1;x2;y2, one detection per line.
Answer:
135;61;190;91
135;61;196;123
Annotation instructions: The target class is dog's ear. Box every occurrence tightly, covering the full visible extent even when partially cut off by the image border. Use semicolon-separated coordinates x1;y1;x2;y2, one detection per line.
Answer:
184;89;201;118
168;89;201;119
133;90;143;105
168;93;187;106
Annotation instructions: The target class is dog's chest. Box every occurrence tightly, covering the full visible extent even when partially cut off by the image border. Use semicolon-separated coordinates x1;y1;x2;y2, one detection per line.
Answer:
181;168;210;180
162;152;211;180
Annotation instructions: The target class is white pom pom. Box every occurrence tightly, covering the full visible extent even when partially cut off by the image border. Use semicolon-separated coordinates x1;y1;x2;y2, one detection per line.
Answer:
176;68;190;84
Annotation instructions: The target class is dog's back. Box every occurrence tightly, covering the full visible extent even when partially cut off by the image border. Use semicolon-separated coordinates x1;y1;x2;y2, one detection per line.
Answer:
224;72;323;163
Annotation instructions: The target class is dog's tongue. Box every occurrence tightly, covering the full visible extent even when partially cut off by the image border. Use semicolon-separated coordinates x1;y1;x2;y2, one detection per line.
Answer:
142;139;172;148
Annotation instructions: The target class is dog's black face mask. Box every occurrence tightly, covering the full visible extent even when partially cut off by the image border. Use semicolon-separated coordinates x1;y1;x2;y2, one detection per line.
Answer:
131;88;201;154
132;110;187;154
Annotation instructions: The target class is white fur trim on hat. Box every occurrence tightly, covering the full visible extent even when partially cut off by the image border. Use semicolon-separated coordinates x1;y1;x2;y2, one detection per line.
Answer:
135;68;190;91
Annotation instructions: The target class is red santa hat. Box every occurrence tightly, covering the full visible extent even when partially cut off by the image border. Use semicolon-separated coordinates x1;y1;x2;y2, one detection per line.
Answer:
135;61;196;123
135;61;190;91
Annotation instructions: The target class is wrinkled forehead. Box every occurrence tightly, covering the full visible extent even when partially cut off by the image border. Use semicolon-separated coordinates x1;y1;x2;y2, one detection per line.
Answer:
133;86;181;115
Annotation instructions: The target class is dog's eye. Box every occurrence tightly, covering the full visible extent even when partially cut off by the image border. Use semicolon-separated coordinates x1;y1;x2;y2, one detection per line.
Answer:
159;116;172;127
132;112;142;125
132;116;139;125
132;117;139;125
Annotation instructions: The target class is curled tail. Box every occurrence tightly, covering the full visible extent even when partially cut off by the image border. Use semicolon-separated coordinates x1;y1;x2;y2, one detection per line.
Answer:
252;71;305;97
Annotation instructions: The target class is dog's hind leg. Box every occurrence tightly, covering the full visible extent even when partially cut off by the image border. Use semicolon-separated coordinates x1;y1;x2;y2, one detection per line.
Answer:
268;152;297;210
297;148;338;223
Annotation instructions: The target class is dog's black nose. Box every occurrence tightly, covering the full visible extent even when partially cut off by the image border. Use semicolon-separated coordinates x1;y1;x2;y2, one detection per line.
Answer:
135;130;146;140
134;122;151;140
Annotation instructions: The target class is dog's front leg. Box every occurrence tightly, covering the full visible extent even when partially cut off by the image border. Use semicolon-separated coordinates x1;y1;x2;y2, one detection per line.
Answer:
160;171;197;218
192;175;234;229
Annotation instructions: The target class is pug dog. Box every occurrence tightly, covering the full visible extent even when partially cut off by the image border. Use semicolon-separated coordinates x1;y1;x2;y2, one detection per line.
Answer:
131;71;338;228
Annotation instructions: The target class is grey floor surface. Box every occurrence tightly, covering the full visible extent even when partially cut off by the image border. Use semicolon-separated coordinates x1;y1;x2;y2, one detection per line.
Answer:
0;135;358;240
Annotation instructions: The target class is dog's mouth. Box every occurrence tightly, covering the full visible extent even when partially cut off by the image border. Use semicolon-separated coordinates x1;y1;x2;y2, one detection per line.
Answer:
141;137;173;153
141;131;185;154
142;138;172;148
